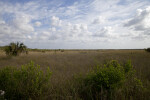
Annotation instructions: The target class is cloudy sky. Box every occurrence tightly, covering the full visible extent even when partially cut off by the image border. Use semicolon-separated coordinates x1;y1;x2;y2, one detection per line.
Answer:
0;0;150;49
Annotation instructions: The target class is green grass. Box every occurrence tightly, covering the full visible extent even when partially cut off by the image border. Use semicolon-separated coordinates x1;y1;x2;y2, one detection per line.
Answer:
0;49;150;99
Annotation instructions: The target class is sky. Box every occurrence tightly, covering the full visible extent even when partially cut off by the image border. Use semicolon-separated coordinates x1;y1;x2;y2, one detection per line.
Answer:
0;0;150;49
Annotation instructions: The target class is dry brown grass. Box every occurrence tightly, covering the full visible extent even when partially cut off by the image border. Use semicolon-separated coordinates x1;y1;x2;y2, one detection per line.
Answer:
0;49;150;99
0;50;150;81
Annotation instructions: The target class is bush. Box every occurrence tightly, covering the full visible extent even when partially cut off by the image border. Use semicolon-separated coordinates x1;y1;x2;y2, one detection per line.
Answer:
4;42;28;56
145;48;150;52
75;60;144;100
0;61;52;100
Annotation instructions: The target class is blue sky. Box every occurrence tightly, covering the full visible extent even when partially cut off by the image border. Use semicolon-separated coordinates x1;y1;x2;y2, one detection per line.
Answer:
0;0;150;49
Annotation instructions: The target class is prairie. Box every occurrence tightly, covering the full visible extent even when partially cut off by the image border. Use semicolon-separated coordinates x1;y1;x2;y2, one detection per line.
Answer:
0;49;150;99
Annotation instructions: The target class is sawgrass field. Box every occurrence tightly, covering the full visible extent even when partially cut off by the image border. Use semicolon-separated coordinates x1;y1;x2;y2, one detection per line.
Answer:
0;49;150;100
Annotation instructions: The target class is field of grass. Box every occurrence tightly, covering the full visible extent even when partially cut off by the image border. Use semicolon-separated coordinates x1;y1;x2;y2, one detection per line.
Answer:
0;49;150;99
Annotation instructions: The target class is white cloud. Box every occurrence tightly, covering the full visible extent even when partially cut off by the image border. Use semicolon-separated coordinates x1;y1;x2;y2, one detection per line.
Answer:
73;24;81;31
124;6;150;30
35;21;41;27
92;16;105;24
93;26;114;38
124;6;150;40
12;14;34;32
42;31;50;36
50;16;62;27
80;24;88;31
0;20;5;24
27;35;32;39
49;27;56;32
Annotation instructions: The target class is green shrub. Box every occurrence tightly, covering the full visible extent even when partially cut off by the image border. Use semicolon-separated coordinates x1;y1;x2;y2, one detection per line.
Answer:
122;61;145;100
4;42;28;56
75;60;144;100
0;61;52;100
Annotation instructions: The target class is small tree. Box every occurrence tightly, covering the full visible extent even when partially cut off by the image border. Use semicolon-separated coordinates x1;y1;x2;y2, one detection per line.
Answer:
4;42;28;56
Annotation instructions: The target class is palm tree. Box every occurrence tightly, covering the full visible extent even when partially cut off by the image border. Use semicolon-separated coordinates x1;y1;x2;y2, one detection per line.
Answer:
4;42;28;56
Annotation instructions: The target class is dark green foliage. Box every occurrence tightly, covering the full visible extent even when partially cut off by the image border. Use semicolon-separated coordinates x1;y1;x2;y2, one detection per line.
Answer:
0;61;52;100
145;48;150;52
75;60;144;100
4;42;28;56
123;60;133;73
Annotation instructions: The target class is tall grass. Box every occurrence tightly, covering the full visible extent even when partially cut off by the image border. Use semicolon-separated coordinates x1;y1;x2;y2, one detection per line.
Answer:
0;50;150;99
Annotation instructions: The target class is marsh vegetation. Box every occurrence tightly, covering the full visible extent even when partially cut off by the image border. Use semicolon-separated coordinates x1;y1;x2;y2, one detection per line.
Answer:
0;49;150;100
